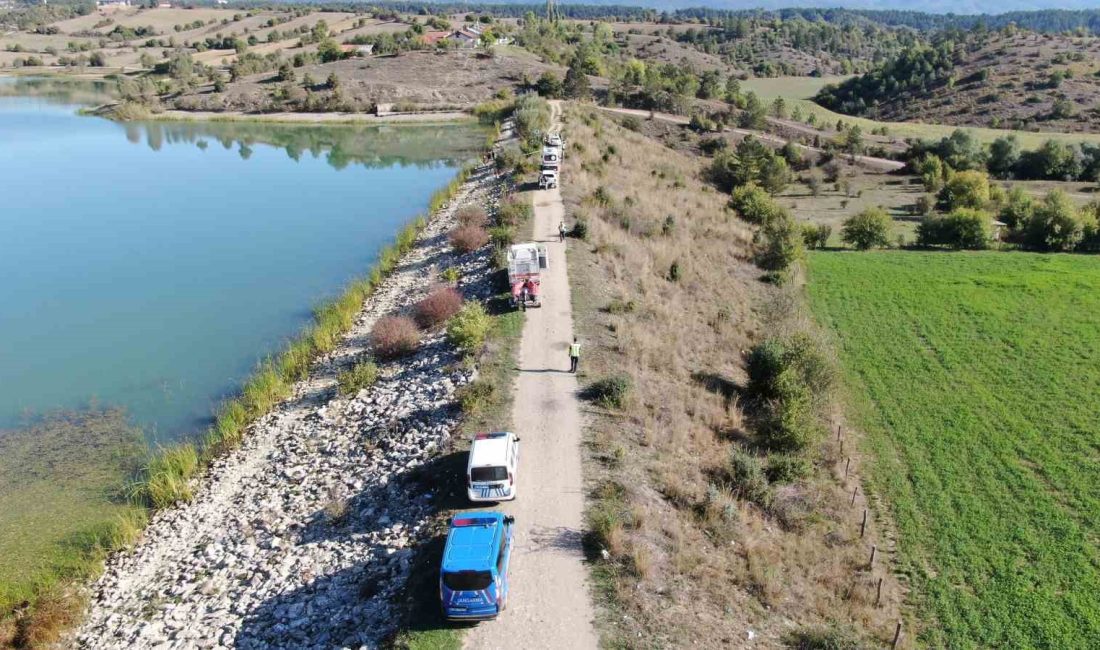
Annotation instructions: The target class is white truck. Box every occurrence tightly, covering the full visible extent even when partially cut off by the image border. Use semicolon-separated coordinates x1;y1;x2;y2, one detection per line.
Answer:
539;169;558;189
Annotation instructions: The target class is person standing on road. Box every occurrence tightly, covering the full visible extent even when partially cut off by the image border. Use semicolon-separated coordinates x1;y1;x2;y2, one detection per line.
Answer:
558;220;567;242
569;337;580;373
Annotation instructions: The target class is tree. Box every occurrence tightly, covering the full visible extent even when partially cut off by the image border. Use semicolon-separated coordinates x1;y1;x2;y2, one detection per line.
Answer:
754;209;803;274
938;170;990;211
916;154;949;192
841;207;893;250
1023;190;1089;251
709;136;791;194
988;135;1020;179
326;72;340;91
916;208;991;249
88;50;106;67
999;186;1034;230
739;91;767;129
318;38;342;63
563;64;589;100
938;129;987;171
536;71;562;98
277;62;295;83
213;74;226;93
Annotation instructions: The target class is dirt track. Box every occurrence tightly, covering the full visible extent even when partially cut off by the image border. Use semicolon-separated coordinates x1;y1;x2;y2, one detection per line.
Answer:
464;101;598;650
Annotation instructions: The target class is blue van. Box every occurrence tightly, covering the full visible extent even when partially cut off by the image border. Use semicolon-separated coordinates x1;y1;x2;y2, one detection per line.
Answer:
440;512;515;621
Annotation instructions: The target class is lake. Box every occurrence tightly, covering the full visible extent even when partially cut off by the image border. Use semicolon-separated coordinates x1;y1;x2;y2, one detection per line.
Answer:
0;78;485;605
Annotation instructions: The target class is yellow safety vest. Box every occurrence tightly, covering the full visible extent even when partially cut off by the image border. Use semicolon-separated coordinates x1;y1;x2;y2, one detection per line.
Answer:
569;343;580;357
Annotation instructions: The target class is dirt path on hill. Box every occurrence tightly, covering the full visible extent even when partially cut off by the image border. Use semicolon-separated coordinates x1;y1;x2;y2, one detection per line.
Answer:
464;101;598;650
599;105;906;172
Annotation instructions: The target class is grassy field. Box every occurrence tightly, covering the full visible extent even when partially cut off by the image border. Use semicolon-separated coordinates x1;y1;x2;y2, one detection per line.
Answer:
742;76;1100;148
807;251;1100;648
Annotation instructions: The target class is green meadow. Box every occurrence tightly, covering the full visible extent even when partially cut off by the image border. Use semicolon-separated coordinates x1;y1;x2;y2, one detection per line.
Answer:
806;251;1100;648
740;76;1100;148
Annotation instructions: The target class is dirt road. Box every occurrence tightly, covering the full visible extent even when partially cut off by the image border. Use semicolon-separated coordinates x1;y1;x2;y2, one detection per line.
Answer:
599;106;906;172
464;102;598;650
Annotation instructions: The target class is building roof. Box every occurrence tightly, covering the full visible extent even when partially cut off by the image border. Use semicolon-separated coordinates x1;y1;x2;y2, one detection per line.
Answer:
423;30;450;45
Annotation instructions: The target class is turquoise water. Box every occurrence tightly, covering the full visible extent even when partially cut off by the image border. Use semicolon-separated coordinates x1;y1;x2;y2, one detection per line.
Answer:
0;85;483;442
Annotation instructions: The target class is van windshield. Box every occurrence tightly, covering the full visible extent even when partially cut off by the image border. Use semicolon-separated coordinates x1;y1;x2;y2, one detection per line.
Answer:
443;570;493;591
471;466;508;482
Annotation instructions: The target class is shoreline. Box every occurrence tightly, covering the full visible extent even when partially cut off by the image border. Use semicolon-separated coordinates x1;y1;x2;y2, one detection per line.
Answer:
139;108;476;125
74;144;509;647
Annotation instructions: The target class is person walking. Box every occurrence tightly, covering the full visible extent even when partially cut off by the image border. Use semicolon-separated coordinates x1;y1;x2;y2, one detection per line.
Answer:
558;220;567;243
569;337;580;373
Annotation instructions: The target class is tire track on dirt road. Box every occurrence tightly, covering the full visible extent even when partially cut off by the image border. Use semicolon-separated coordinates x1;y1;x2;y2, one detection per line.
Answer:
464;101;598;650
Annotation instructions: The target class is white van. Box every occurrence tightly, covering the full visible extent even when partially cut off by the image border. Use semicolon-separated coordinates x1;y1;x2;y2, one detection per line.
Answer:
466;432;520;502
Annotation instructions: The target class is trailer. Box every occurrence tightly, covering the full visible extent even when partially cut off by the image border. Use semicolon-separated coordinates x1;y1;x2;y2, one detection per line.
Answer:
506;242;548;309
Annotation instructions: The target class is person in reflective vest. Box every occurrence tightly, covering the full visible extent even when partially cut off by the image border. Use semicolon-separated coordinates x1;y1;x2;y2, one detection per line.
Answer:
569;337;580;373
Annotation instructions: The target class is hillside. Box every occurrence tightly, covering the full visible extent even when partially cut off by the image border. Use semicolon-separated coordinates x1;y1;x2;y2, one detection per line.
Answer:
815;30;1100;133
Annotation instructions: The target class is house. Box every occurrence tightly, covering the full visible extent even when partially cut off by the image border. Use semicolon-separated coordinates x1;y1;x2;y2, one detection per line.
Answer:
448;28;481;48
422;30;451;46
95;0;130;8
340;43;374;56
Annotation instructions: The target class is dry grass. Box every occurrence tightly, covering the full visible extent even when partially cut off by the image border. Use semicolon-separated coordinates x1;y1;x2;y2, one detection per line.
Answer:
562;105;904;648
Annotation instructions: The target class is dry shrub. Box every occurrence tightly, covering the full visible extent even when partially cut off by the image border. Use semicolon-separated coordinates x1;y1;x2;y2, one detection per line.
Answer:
13;589;82;648
449;224;489;253
371;316;420;359
414;286;464;328
455;205;488;228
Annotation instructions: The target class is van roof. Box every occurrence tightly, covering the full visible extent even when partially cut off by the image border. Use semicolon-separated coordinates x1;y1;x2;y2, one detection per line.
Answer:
442;512;504;573
468;431;512;469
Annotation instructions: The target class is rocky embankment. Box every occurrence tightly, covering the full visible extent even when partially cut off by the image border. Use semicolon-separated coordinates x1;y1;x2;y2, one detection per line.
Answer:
75;136;510;649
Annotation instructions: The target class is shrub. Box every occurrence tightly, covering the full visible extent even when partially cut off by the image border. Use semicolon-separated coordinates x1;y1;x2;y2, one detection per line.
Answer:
450;224;489;253
337;360;379;395
783;624;866;650
729;183;778;224
938;169;991;211
757;371;817;451
698;136;728;155
447;302;493;354
498;195;532;227
441;266;461;283
766;453;812;483
841;207;892;250
917;208;991;250
489;225;514;250
414;286;464;328
710;136;791;194
746;333;833;402
571;218;589;240
457;379;495;414
754;210;803;273
455;205;488;228
583;374;632;408
371;315;420;359
728;447;771;506
801;223;831;249
1023;189;1092;251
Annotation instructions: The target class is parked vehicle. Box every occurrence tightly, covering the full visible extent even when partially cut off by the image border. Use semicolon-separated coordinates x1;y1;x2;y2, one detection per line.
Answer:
506;242;547;309
541;146;561;170
440;512;515;621
545;132;563;148
539;169;558;189
467;432;520;502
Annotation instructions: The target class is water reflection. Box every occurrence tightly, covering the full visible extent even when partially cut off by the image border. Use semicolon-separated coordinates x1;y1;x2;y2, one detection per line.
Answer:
119;119;487;170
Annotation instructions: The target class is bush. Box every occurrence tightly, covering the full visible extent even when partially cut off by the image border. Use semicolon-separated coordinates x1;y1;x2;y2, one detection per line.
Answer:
337;360;379;395
728;447;771;506
571;218;589;240
371;315;420;359
699;136;728;155
767;453;812;483
747;334;833;401
441;266;461;283
999;187;1034;230
450;224;489;253
841;207;892;250
447;302;493;354
1023;189;1093;251
938;169;991;211
754;210;803;273
455;206;488;228
729;183;779;225
801;223;831;249
917;208;991;250
414;286;464;328
498;195;532;227
457;379;495;414
583;374;632;408
757;371;817;451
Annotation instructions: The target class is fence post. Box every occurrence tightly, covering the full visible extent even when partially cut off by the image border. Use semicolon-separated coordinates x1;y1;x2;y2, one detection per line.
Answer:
892;621;903;648
851;486;859;506
869;544;877;569
861;509;868;537
876;577;884;607
845;457;851;478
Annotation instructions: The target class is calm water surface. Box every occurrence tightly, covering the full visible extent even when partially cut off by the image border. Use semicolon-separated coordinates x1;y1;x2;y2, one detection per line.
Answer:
0;80;484;441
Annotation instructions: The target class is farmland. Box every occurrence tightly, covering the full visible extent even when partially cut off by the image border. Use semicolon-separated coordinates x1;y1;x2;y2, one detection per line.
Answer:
807;251;1100;648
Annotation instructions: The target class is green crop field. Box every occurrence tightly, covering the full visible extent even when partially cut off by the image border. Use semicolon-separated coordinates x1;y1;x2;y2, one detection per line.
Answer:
741;76;1100;148
806;251;1100;648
